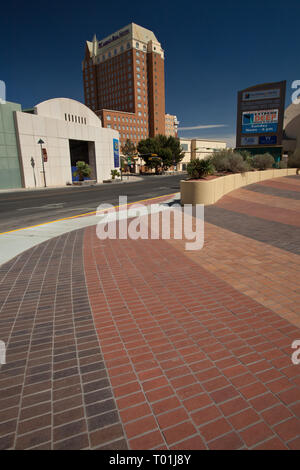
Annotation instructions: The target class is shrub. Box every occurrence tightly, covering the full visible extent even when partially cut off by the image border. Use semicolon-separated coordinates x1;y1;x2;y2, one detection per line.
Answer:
239;150;252;161
111;169;120;180
187;158;215;179
73;161;91;181
252;153;275;170
210;150;231;172
211;150;250;173
227;153;251;173
288;149;300;168
244;155;254;168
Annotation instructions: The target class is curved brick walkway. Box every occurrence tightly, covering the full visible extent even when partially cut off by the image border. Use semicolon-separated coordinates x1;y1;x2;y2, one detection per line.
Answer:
0;175;300;450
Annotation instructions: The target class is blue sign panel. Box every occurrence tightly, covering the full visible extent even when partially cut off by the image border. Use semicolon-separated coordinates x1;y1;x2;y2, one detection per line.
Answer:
242;110;278;134
259;135;277;145
113;139;119;168
242;123;278;134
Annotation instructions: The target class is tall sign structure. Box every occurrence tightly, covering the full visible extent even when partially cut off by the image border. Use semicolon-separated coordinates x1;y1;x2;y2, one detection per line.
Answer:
236;80;286;161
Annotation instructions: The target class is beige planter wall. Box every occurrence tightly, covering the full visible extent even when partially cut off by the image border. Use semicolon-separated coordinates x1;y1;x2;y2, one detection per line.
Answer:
180;168;298;205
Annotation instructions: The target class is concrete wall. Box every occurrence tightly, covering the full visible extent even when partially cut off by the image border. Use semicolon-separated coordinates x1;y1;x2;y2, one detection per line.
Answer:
181;168;298;205
14;98;119;188
0;101;23;189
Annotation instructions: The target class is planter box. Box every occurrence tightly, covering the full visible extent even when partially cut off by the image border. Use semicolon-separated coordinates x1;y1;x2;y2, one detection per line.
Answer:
180;168;298;205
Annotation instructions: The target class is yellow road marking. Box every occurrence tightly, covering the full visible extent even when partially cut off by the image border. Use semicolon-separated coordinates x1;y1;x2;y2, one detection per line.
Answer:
0;193;176;235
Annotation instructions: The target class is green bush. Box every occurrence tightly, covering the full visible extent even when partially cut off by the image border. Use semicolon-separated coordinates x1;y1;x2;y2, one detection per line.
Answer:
227;153;251;173
73;161;91;181
252;153;275;170
288;149;300;168
244;155;254;168
211;149;251;173
111;169;120;180
187;158;215;179
210;150;231;172
239;150;252;161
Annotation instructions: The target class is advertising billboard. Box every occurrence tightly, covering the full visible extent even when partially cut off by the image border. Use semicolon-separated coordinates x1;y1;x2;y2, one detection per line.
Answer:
236;81;286;152
242;109;278;134
113;139;120;168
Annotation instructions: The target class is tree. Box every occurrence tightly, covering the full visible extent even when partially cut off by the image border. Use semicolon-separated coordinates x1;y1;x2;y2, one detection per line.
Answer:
73;161;91;181
137;137;161;171
137;135;184;171
121;139;137;159
121;139;137;172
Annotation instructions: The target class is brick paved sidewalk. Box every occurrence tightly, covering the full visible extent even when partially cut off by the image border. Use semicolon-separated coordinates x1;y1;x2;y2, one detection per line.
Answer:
0;176;299;450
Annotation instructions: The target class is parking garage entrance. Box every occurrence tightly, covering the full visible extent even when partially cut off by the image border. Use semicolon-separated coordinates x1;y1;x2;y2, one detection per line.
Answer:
69;139;97;182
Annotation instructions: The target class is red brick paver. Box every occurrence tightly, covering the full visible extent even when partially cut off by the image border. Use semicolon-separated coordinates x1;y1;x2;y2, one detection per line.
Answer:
84;212;300;450
1;177;300;449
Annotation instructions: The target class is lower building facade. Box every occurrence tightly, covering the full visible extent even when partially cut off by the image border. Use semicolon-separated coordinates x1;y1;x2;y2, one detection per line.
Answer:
0;98;119;189
97;108;148;150
0;101;23;189
178;138;227;170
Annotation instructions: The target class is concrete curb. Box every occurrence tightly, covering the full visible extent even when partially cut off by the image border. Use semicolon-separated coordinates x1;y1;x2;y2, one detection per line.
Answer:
0;193;180;266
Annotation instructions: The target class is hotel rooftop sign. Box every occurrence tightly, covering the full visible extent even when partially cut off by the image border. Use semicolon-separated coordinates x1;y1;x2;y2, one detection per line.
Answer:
98;29;130;49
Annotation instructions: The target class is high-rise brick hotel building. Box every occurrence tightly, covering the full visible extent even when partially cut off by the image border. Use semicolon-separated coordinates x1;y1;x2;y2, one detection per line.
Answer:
82;23;166;149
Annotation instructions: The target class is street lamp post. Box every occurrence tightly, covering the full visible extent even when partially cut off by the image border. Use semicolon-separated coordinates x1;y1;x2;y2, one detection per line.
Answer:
38;139;47;187
120;156;124;181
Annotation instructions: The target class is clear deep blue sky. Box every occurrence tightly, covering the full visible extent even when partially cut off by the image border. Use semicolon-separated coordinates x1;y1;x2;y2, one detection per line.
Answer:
2;0;300;146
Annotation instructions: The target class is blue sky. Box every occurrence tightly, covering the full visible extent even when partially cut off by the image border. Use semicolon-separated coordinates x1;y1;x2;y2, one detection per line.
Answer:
2;0;300;146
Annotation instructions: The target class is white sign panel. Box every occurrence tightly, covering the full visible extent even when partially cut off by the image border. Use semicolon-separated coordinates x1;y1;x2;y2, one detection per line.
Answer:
242;89;280;101
241;136;258;146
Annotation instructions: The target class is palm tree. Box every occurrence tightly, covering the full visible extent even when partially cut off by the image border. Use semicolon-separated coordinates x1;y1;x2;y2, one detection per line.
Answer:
73;161;91;182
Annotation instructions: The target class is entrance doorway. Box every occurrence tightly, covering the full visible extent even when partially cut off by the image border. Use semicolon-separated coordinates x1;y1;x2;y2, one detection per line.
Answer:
69;139;97;181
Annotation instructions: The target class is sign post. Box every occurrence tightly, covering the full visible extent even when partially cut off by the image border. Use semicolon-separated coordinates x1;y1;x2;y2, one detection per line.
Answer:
38;139;47;187
30;157;37;187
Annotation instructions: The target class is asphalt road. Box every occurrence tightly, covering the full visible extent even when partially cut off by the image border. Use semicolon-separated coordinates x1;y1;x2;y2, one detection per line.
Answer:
0;174;183;232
